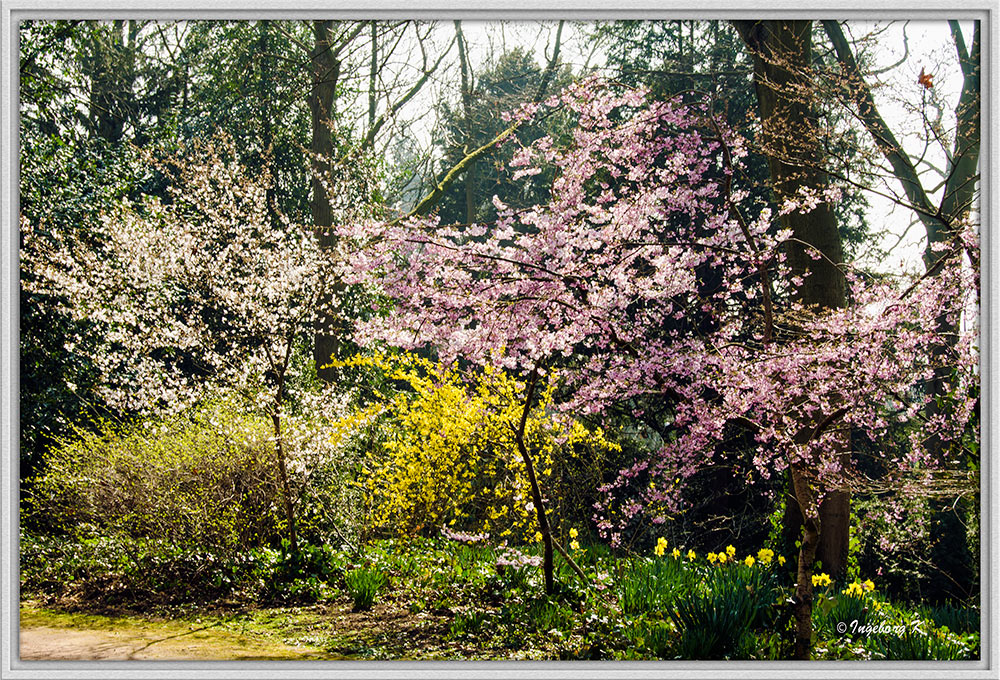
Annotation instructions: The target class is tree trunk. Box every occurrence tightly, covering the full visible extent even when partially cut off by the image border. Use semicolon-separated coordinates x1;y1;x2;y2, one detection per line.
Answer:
85;20;136;144
271;409;298;556
789;463;820;659
515;368;554;594
309;20;342;381
733;20;851;655
454;21;478;224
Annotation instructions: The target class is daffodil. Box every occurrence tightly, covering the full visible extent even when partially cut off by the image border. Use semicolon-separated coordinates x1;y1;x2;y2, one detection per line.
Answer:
717;552;728;564
535;531;544;543
570;540;580;551
687;549;696;561
777;555;786;566
842;581;864;597
756;548;774;565
726;545;736;557
654;537;668;557
862;579;875;592
707;552;718;564
744;555;755;567
569;528;579;539
811;572;831;587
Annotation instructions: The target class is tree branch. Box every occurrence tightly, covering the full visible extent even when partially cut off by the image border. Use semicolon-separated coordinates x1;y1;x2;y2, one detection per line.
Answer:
821;20;947;243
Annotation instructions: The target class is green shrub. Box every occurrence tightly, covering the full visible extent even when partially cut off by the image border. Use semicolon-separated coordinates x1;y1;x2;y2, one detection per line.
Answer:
26;388;364;554
26;396;281;551
345;566;388;611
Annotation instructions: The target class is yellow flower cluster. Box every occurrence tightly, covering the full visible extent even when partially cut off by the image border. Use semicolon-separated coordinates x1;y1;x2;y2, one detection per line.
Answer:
654;537;668;556
329;352;618;540
842;579;875;597
811;572;832;587
702;545;786;569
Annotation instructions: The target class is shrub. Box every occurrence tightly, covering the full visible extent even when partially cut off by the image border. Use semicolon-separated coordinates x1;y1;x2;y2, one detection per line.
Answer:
345;566;388;611
26;387;362;554
26;395;281;551
330;352;617;540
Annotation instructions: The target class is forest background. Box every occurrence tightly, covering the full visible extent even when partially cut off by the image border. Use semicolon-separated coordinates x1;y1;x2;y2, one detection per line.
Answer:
7;15;987;663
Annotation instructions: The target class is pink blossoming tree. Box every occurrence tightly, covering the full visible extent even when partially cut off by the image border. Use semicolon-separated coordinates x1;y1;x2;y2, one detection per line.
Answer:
338;79;978;652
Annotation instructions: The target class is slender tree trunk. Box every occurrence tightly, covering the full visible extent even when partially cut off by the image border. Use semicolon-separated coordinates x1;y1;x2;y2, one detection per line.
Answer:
258;21;279;225
368;21;377;132
271;408;298;556
514;367;554;594
454;21;477;224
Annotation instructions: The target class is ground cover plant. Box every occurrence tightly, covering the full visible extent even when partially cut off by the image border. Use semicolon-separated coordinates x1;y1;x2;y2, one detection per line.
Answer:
17;17;981;665
20;530;979;660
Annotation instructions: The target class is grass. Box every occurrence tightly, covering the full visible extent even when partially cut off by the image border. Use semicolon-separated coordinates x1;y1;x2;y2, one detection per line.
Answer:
19;534;980;661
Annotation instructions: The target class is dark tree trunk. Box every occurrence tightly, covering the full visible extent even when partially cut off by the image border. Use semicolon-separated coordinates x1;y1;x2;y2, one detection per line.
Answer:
309;20;342;380
789;464;820;659
734;19;851;657
454;21;478;224
85;20;137;144
515;368;555;594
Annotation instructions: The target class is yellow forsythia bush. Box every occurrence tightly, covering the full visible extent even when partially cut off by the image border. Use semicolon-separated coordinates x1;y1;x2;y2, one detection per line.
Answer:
330;352;618;541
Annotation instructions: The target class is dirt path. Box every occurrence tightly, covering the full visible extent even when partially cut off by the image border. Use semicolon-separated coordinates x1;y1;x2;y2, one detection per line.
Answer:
19;608;327;661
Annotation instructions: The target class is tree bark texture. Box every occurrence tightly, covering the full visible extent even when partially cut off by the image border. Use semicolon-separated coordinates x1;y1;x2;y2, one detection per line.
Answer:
309;20;343;381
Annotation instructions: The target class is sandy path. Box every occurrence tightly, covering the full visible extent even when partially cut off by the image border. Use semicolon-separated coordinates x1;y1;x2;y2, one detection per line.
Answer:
19;622;324;661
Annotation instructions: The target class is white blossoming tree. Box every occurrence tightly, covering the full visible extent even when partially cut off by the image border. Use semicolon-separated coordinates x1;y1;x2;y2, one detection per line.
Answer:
22;137;359;557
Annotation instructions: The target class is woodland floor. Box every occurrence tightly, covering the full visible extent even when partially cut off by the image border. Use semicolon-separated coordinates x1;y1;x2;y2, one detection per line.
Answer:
18;599;501;661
